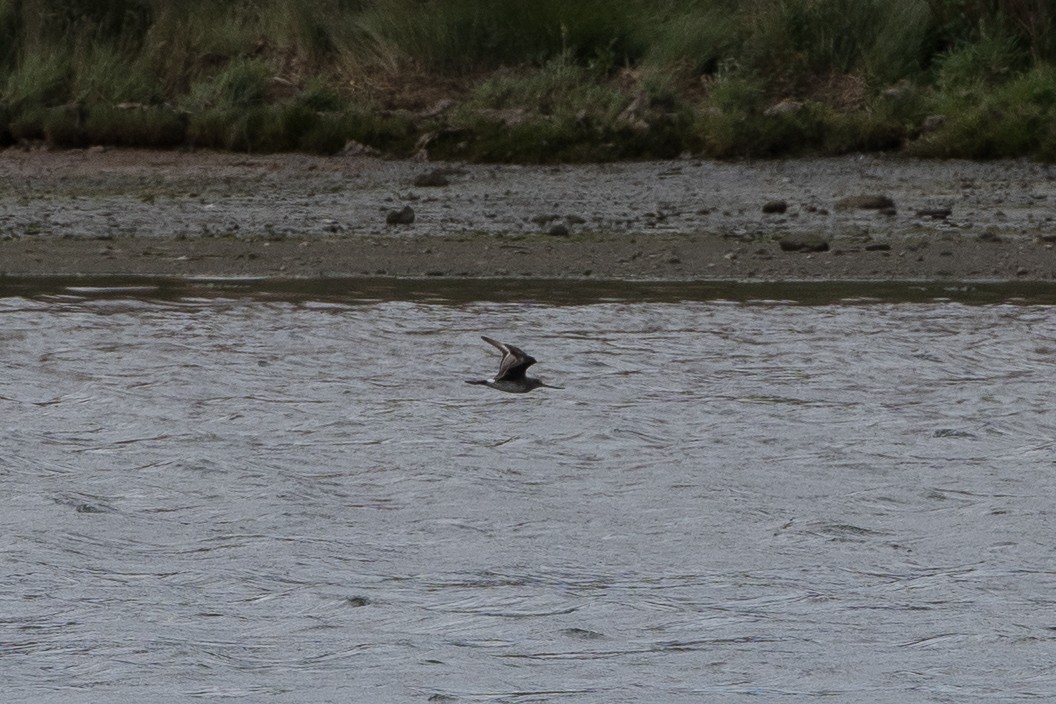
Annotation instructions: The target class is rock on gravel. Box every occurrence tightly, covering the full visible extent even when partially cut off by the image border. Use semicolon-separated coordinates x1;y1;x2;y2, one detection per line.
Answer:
762;200;788;214
386;206;416;225
836;194;896;210
916;207;952;219
6;150;1056;281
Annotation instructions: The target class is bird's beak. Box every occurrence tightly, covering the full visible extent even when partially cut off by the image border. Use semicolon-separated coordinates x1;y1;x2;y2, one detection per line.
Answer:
542;383;564;389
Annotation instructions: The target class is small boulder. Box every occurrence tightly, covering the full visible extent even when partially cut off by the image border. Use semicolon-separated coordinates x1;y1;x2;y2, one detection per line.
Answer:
386;206;415;225
835;195;896;211
418;98;456;119
342;140;380;156
762;200;788;214
547;223;570;237
916;207;952;219
764;99;804;116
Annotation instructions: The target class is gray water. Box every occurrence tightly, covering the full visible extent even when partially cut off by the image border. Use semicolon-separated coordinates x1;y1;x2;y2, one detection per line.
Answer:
3;282;1056;703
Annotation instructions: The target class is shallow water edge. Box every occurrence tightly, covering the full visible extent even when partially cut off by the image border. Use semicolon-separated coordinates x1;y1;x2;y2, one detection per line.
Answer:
7;274;1056;306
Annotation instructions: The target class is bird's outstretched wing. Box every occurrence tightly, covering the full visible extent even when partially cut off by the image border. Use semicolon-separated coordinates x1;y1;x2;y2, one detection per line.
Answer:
482;336;536;381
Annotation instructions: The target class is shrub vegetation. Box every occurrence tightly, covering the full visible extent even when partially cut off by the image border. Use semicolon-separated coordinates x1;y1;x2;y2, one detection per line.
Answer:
1;0;1055;161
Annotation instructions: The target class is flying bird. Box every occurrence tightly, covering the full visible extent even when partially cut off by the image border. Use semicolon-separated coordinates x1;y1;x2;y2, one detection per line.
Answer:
466;336;562;393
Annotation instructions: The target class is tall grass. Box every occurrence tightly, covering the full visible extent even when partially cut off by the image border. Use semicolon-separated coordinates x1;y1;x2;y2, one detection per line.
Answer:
354;0;645;71
741;0;932;85
910;65;1056;159
1;0;1056;159
639;2;741;76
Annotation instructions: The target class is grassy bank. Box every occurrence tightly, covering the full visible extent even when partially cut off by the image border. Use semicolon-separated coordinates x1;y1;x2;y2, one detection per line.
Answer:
2;0;1056;161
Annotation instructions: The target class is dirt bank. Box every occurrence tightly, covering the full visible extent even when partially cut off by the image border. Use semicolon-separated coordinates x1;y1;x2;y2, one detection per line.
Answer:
3;148;1056;281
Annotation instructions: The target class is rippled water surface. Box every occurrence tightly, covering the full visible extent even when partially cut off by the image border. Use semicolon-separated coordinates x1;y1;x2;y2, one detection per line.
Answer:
3;282;1056;703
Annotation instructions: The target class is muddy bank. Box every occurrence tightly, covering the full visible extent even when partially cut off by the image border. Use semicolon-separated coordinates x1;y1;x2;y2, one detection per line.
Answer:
3;148;1056;281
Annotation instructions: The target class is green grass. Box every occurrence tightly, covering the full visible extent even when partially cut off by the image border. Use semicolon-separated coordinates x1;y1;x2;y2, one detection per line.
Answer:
909;65;1056;159
639;2;740;76
354;0;645;71
1;0;1056;160
461;55;626;123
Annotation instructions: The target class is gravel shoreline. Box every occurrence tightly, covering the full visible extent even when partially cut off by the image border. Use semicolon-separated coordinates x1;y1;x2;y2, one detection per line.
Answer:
3;148;1056;281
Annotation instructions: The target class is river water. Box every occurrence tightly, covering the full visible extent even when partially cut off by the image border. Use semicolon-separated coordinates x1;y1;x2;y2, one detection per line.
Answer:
2;280;1055;703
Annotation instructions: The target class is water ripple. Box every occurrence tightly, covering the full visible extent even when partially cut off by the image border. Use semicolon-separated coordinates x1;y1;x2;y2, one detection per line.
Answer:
2;294;1055;702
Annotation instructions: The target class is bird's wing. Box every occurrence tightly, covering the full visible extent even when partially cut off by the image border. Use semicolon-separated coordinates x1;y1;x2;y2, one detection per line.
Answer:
481;336;508;354
497;344;534;380
482;336;535;381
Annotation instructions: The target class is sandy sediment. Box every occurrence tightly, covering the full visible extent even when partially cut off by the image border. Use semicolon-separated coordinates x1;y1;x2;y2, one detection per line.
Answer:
3;147;1056;281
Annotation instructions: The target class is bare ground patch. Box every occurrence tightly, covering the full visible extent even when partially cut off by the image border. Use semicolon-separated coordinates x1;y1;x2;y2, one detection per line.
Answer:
3;148;1056;282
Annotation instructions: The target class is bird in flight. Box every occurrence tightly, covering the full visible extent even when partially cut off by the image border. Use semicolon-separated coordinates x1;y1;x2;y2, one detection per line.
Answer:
466;336;562;393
